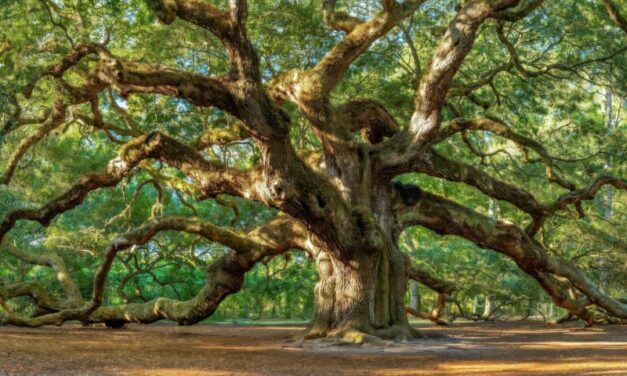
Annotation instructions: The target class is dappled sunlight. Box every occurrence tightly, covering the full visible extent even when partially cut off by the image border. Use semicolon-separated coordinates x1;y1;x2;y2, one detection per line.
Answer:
1;323;625;375
116;369;257;376
375;361;627;375
518;341;627;349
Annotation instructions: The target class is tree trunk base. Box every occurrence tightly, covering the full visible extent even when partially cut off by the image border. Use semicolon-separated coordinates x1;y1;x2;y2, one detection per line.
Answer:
302;320;443;345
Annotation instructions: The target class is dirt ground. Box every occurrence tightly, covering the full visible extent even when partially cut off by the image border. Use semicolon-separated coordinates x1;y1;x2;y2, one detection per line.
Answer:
0;321;625;376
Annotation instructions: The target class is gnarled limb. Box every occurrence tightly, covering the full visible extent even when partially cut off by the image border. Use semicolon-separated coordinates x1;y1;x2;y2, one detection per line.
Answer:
407;0;520;145
0;281;66;313
336;99;400;144
150;0;260;81
1;214;311;327
377;0;525;175
269;1;422;135
0;132;255;246
394;191;627;322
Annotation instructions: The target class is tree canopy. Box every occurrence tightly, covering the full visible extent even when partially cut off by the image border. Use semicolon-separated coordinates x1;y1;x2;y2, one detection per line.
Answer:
0;0;625;338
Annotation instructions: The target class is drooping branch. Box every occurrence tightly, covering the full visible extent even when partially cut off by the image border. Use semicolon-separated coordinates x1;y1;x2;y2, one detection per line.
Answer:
405;265;456;325
394;191;627;322
407;265;455;295
1;214;311;327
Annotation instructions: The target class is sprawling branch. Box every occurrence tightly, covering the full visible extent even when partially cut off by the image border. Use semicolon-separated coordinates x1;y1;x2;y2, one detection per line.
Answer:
419;149;545;220
150;0;260;81
1;214;311;326
406;0;520;145
395;191;627;321
377;0;526;176
435;117;577;190
407;265;455;295
0;132;255;246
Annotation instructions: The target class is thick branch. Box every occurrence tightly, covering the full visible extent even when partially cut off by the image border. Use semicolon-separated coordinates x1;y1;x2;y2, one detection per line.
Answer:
2;215;310;326
407;265;455;294
0;132;254;246
395;191;627;321
407;0;520;145
336;99;400;144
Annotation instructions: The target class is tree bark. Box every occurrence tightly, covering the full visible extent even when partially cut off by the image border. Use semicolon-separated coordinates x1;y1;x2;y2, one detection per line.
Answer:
307;240;414;342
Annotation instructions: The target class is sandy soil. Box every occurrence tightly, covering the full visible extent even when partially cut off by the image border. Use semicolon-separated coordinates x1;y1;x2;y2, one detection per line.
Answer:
0;321;625;375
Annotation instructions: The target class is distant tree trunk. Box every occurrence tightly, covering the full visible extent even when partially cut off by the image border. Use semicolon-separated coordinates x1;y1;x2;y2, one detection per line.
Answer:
482;295;494;319
409;280;421;311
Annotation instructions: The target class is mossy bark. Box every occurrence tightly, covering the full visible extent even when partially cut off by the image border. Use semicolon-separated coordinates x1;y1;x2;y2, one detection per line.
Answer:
307;244;413;341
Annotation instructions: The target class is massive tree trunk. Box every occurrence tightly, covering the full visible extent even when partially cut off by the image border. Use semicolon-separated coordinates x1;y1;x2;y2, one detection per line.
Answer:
307;243;414;341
